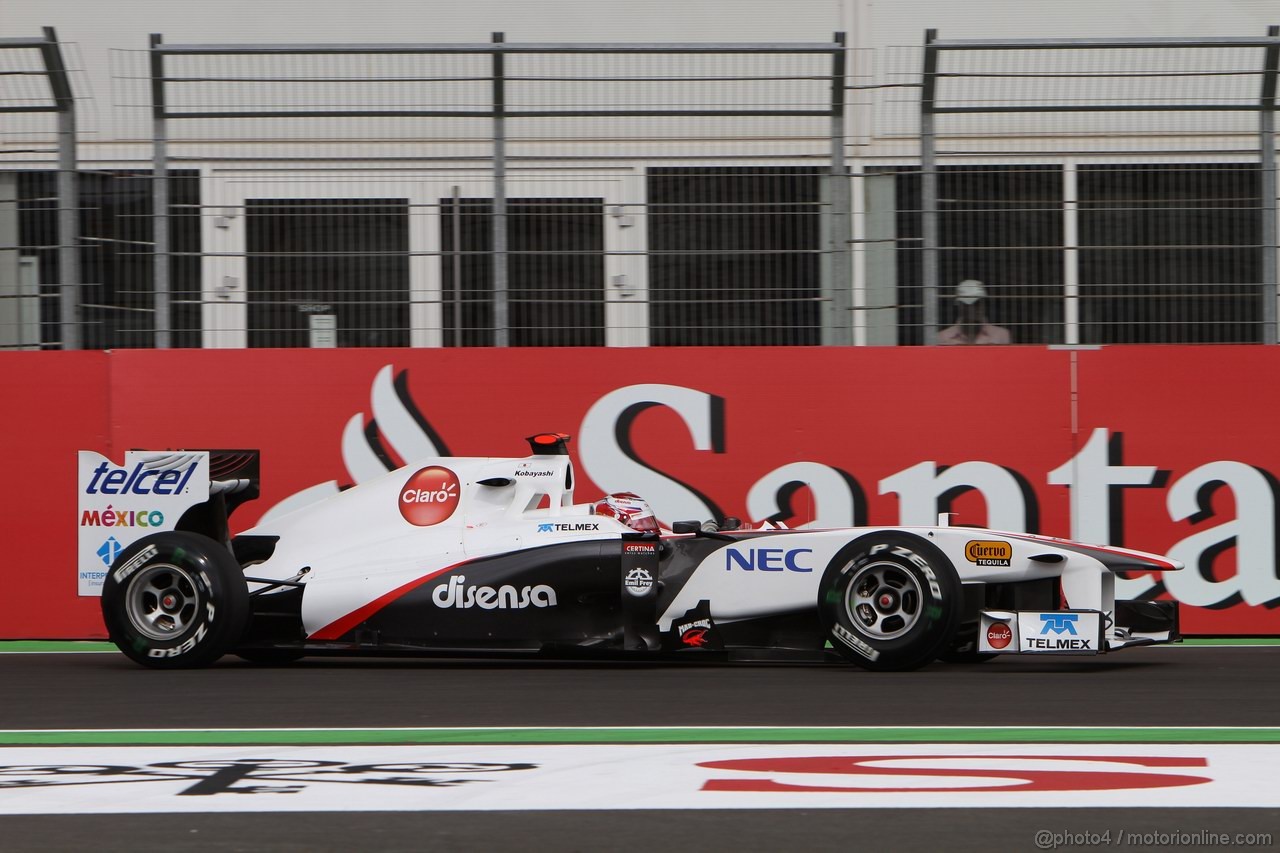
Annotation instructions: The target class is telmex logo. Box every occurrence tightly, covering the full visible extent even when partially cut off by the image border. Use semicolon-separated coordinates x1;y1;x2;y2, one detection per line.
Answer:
399;466;461;526
537;522;600;533
965;540;1013;566
1040;613;1079;635
84;462;197;496
725;548;813;573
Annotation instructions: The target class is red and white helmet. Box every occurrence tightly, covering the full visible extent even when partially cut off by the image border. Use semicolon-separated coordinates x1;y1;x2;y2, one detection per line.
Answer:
593;491;659;533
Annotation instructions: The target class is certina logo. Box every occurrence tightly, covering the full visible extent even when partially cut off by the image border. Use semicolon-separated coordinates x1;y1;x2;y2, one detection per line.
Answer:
536;523;600;533
399;466;460;526
986;622;1012;649
431;575;557;610
514;469;554;478
84;461;198;496
81;507;164;528
725;548;813;573
965;540;1013;567
623;542;658;554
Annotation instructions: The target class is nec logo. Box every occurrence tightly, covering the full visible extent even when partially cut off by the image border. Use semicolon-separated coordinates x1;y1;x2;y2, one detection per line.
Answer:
725;548;813;573
1040;613;1079;635
84;462;198;496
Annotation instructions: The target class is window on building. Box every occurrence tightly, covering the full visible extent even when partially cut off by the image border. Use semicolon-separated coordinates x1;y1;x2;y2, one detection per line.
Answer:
439;198;605;347
648;166;822;346
885;165;1065;346
18;170;201;349
246;198;410;348
1077;164;1263;344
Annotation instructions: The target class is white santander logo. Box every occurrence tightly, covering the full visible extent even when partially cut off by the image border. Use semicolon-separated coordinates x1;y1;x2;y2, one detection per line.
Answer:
431;575;557;610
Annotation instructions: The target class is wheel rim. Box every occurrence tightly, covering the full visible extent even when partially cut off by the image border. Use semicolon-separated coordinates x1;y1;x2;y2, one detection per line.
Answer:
845;560;923;640
125;563;202;641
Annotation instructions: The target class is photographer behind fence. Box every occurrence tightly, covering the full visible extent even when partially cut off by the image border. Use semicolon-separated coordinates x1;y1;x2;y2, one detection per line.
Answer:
937;279;1012;345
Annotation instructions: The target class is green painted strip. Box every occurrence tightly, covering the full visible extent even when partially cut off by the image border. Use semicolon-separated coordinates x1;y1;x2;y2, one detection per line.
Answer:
0;726;1277;746
0;641;115;652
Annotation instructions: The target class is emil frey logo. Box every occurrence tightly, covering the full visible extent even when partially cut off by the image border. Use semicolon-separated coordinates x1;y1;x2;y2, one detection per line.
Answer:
84;461;198;496
624;567;654;596
399;466;461;526
1040;613;1079;635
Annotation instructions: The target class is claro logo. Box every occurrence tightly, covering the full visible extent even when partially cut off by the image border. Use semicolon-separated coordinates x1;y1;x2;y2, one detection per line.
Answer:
399;466;461;526
965;540;1012;567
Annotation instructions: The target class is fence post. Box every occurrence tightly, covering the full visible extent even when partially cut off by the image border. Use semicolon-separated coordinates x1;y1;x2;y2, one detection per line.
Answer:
40;27;80;350
825;32;853;346
920;29;940;346
491;32;509;347
149;33;171;349
1262;26;1279;345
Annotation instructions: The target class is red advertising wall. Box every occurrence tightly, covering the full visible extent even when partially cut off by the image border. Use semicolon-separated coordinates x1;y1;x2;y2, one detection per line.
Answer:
2;346;1277;638
1;352;111;637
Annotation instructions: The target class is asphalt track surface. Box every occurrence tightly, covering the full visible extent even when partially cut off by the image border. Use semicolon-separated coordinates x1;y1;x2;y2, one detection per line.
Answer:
2;646;1278;851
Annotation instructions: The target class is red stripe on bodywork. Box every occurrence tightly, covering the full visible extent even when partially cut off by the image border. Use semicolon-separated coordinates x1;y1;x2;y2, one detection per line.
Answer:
309;561;469;641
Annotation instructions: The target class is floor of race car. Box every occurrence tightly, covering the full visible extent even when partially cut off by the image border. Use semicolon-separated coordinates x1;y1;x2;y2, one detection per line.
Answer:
1;644;1277;852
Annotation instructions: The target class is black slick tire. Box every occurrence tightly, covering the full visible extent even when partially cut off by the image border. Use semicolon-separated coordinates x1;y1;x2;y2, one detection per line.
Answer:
818;532;963;672
101;532;250;669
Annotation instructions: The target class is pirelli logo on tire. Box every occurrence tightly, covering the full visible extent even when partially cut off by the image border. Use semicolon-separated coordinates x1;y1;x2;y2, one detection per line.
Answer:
965;540;1012;567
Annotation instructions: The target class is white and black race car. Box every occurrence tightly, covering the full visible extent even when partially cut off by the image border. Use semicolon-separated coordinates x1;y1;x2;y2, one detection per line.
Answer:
84;434;1182;671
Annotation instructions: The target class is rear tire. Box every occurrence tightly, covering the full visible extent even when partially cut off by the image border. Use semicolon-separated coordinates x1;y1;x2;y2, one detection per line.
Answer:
819;532;962;672
101;532;249;669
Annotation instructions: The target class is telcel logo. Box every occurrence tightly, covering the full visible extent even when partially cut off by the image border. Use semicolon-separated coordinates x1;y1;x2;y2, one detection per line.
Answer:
725;548;813;573
399;466;461;526
1040;613;1079;635
84;462;197;496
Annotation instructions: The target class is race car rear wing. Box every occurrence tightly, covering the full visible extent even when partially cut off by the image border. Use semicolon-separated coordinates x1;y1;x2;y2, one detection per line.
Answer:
77;449;259;596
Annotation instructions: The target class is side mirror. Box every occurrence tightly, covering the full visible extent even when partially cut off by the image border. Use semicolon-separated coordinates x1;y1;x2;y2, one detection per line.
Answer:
671;520;701;534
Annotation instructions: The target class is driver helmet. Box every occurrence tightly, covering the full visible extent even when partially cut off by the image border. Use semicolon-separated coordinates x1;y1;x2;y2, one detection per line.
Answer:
593;491;660;532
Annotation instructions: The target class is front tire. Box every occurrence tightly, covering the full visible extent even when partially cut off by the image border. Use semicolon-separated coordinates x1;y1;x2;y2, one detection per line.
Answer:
819;532;962;671
101;532;249;669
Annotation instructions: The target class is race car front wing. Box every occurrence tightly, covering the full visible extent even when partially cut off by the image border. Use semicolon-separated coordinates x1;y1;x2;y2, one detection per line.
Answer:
978;600;1179;655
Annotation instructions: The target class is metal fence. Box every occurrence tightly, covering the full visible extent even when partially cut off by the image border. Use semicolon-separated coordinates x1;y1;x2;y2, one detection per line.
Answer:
1;28;1278;349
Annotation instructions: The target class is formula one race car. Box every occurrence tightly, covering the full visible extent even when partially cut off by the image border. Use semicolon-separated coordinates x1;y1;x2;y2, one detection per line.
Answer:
81;435;1182;671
